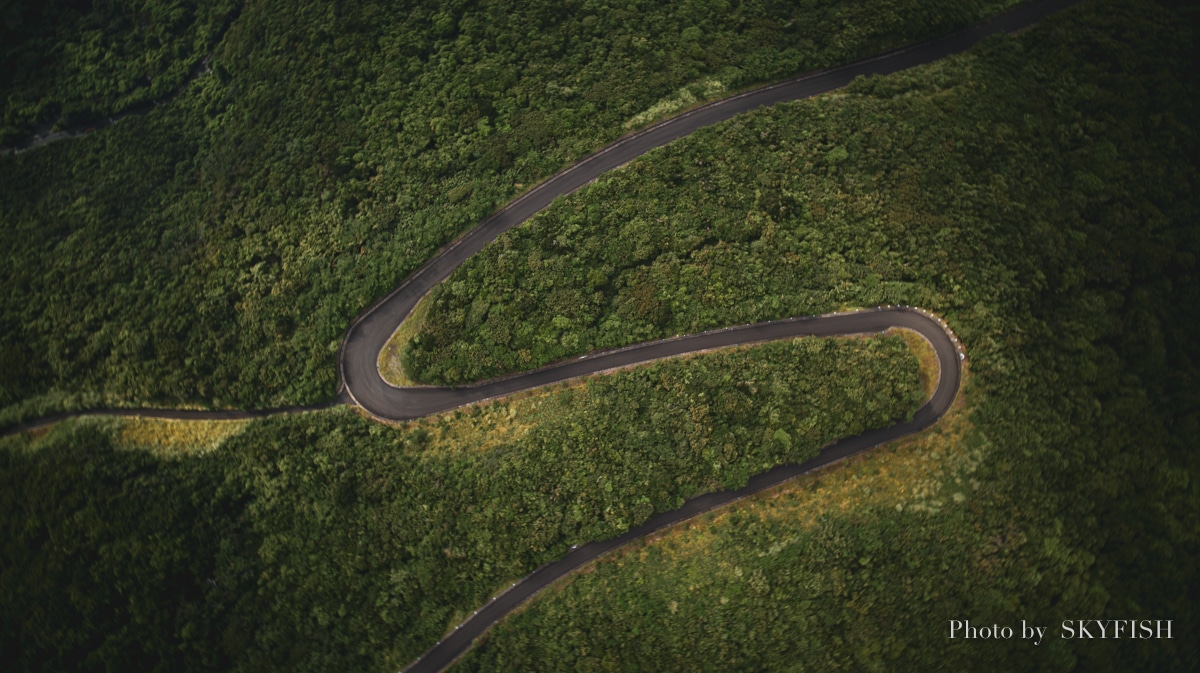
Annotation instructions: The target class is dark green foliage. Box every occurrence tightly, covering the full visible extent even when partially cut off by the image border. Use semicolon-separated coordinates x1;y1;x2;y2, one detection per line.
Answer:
0;0;241;143
0;421;244;671
458;503;1055;672
0;0;1018;426
418;0;1199;670
2;0;1197;671
405;0;1194;389
0;335;922;672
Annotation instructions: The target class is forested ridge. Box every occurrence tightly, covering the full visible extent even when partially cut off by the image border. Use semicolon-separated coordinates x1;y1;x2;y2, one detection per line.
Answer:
0;0;1018;428
404;0;1194;670
0;0;1196;671
0;336;923;672
401;0;1194;388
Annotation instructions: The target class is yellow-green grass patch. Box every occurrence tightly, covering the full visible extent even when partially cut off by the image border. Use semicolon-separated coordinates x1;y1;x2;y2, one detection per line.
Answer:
890;326;941;401
378;291;435;387
113;417;251;459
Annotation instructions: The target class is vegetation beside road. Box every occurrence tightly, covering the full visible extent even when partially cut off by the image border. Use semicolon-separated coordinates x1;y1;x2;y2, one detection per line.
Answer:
2;0;1196;671
402;0;1192;389
0;335;922;673
430;0;1198;670
0;0;1019;427
378;293;434;387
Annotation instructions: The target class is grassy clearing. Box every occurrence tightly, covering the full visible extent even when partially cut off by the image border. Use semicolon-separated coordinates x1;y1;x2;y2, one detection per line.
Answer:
377;292;435;387
891;327;940;401
113;417;251;459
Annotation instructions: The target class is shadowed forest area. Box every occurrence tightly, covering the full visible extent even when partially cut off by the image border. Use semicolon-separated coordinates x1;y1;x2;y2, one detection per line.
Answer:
0;0;241;144
0;336;923;672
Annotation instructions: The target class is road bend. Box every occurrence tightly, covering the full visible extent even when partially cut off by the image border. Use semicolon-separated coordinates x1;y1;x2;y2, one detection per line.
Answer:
3;0;1084;667
351;1;1080;670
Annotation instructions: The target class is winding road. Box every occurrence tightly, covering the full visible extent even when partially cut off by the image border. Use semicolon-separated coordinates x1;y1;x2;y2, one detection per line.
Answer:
341;0;1077;423
4;0;1082;669
395;307;962;673
333;0;1084;667
345;1;1077;670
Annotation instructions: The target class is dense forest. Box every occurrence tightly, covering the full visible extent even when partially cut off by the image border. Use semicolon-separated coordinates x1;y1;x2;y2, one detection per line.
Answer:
0;0;241;144
0;336;923;672
2;0;1197;671
0;0;1020;427
423;0;1196;670
400;0;1193;386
